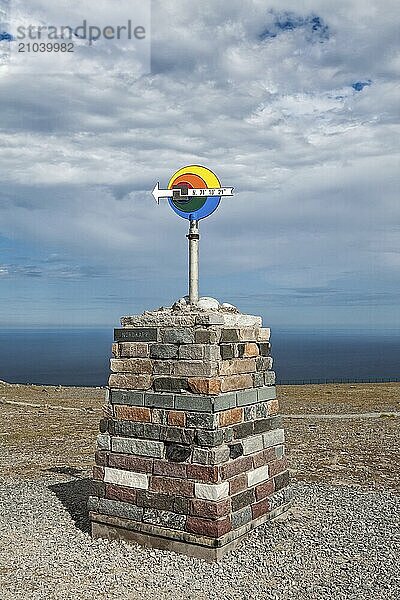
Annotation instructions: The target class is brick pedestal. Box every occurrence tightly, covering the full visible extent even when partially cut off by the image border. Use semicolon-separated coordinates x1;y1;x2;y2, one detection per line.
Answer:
89;307;291;560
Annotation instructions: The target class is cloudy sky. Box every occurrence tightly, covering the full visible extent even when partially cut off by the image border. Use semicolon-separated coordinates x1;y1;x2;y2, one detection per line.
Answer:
0;0;399;329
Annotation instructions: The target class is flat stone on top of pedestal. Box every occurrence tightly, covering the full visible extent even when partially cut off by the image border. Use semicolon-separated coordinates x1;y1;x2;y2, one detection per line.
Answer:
121;314;197;327
120;307;262;329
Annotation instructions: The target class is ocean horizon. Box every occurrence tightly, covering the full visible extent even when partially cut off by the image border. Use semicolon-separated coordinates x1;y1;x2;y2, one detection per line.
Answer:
0;327;399;387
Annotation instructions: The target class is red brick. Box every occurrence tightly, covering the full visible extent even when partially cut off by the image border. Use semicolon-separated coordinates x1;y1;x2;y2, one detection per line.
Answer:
252;448;276;469
229;473;247;495
108;453;153;473
221;456;253;480
186;516;231;538
255;478;274;501
94;450;108;466
92;466;104;481
105;483;137;504
187;464;219;483
191;498;231;519
149;476;194;497
153;460;187;478
188;378;222;395
218;408;243;427
167;410;186;427
114;405;151;422
251;499;270;519
268;457;288;477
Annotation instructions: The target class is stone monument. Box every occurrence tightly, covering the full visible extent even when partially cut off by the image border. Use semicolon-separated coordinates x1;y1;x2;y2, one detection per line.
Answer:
88;166;291;560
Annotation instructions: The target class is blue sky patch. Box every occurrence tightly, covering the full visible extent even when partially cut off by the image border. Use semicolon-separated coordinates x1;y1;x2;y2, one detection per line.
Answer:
259;11;330;43
352;80;372;91
0;31;13;41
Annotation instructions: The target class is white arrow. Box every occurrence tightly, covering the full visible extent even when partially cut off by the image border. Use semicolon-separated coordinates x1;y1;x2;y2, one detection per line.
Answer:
152;182;234;204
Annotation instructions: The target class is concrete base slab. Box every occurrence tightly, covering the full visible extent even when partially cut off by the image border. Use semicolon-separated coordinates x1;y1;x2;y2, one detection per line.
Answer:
91;501;291;562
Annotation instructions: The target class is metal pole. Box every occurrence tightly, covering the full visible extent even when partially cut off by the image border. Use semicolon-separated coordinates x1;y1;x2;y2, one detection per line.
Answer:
187;219;199;304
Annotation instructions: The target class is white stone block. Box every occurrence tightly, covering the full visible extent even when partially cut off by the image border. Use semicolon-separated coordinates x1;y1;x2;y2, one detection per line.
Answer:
195;481;229;501
258;328;271;341
221;314;262;327
104;467;148;489
247;465;269;487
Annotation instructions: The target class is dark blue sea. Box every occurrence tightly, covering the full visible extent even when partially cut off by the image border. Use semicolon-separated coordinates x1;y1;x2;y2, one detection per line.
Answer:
0;328;398;386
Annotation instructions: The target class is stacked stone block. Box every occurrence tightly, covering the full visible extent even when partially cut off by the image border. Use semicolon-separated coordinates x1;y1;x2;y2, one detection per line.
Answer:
89;308;291;560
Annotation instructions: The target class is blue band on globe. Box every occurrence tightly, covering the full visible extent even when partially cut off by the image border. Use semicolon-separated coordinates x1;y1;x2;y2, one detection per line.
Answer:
168;195;221;221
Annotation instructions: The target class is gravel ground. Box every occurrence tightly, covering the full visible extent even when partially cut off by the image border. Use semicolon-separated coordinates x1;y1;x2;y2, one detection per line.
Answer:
0;476;398;600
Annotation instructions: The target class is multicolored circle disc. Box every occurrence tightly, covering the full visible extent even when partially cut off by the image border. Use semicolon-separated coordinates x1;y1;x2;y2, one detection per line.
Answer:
167;165;221;221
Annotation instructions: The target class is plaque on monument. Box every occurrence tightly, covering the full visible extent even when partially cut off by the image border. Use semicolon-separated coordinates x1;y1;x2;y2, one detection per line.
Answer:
114;328;158;342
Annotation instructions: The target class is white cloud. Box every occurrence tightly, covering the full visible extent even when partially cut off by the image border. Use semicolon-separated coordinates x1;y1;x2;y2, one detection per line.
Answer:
0;0;399;324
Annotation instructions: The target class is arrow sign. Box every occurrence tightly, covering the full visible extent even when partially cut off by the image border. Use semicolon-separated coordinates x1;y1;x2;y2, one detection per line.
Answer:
152;182;234;204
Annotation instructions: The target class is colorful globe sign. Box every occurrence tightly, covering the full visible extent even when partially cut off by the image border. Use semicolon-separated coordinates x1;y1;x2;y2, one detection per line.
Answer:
152;165;234;221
